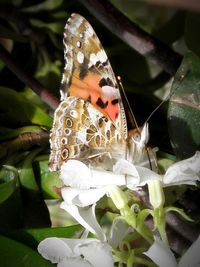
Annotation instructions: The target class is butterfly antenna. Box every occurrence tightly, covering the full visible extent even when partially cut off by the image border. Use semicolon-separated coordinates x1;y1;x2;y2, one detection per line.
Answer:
117;76;139;130
144;70;189;124
144;95;170;124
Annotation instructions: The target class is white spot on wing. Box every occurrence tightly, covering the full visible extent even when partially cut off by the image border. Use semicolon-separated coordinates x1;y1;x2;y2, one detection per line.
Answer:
97;50;107;63
88;53;98;68
70;109;78;119
67;15;83;34
77;41;81;48
86;24;94;37
77;51;84;64
88;50;108;68
63;42;68;53
77;130;87;143
101;85;119;98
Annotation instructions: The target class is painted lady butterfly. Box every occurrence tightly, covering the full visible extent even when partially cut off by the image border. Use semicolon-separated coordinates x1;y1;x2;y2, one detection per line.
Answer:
49;13;149;171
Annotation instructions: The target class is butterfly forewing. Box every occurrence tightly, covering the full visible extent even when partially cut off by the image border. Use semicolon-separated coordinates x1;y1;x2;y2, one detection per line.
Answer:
60;13;127;137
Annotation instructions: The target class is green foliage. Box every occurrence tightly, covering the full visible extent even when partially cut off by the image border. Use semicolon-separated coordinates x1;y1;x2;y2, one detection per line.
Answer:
0;87;52;127
0;235;54;267
168;52;200;159
185;13;200;57
0;165;18;204
0;225;82;266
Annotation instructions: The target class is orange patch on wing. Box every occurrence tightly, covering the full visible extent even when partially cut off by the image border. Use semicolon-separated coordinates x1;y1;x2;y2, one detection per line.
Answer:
68;71;119;121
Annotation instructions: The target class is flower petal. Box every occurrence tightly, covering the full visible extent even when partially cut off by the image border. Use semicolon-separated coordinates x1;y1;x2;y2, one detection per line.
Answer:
61;187;106;207
60;237;98;248
76;241;114;267
108;218;132;248
113;159;161;189
91;168;126;186
60;203;106;242
58;257;92;267
164;151;200;186
179;235;200;267
60;160;126;189
60;160;92;189
113;159;139;177
126;166;161;190
144;236;177;267
38;237;73;263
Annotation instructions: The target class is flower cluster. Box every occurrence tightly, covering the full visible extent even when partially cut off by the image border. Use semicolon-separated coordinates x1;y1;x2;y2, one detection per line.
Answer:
38;150;200;266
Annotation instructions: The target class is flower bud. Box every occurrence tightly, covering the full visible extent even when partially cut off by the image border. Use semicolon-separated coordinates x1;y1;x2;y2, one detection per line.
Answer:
107;185;128;210
148;180;165;209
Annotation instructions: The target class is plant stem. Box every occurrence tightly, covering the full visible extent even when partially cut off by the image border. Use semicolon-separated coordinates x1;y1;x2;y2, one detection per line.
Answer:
121;205;153;244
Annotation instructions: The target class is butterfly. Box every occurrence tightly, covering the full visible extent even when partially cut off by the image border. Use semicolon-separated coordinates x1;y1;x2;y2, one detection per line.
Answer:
49;13;149;172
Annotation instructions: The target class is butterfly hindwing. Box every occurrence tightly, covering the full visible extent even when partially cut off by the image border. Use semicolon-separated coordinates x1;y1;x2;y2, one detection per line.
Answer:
49;96;124;171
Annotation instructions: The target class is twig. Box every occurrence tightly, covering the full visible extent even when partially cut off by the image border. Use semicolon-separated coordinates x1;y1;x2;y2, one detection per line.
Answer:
0;44;59;110
166;211;200;243
0;131;49;159
78;0;182;76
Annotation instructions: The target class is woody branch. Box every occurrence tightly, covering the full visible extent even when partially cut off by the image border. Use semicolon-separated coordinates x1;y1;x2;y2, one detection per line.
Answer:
78;0;182;76
0;44;59;110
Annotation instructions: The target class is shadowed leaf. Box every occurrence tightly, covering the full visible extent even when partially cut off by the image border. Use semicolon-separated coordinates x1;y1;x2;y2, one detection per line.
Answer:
168;52;200;159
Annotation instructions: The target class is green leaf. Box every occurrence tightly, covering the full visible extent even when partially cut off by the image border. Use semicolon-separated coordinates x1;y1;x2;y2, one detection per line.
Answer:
20;0;63;12
36;49;62;93
7;225;83;249
110;0;175;33
37;160;62;199
185;13;200;57
136;209;153;243
157;157;175;174
22;88;49;110
0;166;18;204
164;206;194;222
0;235;54;267
0;179;23;229
0;25;27;42
168;52;200;159
30;19;63;34
19;149;51;228
19;149;43;190
164;186;186;206
0;87;52;128
137;209;153;226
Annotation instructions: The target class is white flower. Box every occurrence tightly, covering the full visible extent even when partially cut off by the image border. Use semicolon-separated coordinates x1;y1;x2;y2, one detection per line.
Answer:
59;152;200;240
60;160;126;190
163;151;200;186
60;203;106;242
115;151;200;190
59;160;127;241
144;235;200;267
38;237;114;267
108;218;133;249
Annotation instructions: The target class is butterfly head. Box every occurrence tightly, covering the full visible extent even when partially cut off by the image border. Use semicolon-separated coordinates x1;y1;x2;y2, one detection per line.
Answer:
127;123;149;163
